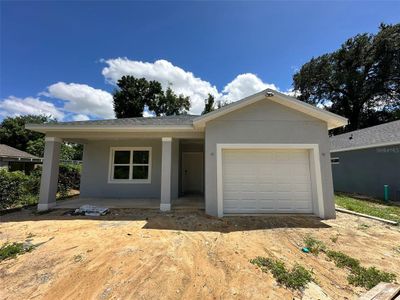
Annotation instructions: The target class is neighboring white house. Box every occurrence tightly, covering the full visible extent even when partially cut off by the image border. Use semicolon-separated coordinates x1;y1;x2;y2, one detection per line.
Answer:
26;89;348;219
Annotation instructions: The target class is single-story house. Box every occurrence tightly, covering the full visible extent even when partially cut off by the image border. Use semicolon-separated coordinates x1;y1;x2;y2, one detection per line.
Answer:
0;144;42;174
26;89;347;219
330;120;400;201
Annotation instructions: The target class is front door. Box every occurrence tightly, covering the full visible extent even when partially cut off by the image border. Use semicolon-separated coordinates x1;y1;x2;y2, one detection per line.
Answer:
182;152;204;194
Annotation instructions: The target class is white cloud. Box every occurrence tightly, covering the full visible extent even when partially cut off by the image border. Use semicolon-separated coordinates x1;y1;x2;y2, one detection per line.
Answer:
71;114;90;121
102;58;220;115
101;58;280;115
220;73;278;103
0;96;64;120
45;82;114;119
1;59;284;121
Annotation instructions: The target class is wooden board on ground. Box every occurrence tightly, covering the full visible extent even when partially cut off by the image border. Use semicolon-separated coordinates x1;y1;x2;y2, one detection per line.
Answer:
359;283;400;300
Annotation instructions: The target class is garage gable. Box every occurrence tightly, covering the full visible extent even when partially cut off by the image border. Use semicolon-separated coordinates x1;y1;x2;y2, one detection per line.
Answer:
208;98;323;124
193;89;347;130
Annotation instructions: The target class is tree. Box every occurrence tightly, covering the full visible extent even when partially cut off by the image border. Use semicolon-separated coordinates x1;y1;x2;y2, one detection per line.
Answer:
202;94;215;115
148;87;190;116
113;76;164;118
0;115;52;150
113;76;191;118
26;139;81;161
0;115;83;160
293;23;400;132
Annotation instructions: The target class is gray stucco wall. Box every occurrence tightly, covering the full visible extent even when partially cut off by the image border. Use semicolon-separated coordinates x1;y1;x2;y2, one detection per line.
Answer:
81;139;178;200
332;145;400;201
204;100;336;219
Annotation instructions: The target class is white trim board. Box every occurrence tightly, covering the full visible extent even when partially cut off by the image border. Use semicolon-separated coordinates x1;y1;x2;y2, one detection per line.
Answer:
108;147;152;184
330;141;400;153
216;143;325;218
194;89;348;130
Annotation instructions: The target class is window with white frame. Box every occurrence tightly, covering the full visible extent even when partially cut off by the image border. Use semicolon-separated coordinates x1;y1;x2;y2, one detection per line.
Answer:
109;147;151;183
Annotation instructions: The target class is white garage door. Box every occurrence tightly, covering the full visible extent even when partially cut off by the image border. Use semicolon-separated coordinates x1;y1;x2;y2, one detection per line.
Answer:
222;149;313;214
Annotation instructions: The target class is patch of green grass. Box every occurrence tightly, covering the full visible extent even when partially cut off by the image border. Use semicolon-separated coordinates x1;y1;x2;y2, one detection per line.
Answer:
250;257;313;290
348;267;396;290
326;250;360;269
335;194;400;223
0;242;35;261
304;235;326;255
326;250;396;289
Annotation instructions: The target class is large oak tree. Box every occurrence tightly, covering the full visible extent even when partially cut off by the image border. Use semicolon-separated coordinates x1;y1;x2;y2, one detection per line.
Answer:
293;23;400;132
113;76;191;117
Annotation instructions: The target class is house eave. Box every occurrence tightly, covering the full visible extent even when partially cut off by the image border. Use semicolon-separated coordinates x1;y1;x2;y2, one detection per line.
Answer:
25;124;202;134
330;141;400;153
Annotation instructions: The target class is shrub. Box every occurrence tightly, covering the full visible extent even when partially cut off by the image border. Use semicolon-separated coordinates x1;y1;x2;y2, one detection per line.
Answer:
304;235;326;255
250;257;313;290
58;163;81;197
0;163;81;210
0;169;28;209
0;242;35;261
26;163;81;199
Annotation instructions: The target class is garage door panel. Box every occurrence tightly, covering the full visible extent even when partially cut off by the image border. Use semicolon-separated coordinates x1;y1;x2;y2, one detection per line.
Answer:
222;148;313;214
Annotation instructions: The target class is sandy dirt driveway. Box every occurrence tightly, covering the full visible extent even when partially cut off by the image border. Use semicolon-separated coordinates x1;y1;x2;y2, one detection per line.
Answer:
1;208;399;300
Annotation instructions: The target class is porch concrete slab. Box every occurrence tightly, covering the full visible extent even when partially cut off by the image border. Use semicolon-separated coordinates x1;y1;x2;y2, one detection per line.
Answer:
56;195;204;209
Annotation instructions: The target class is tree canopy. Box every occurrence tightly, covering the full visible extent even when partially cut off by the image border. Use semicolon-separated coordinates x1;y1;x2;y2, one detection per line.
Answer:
0;115;83;160
293;23;400;132
113;76;191;118
202;94;215;115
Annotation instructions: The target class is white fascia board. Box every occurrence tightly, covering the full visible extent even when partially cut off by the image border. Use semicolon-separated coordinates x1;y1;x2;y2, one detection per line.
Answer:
193;89;348;130
25;124;201;134
330;141;400;153
270;93;348;129
193;90;267;128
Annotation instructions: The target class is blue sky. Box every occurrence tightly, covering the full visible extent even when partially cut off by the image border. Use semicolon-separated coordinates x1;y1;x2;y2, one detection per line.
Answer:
1;1;399;120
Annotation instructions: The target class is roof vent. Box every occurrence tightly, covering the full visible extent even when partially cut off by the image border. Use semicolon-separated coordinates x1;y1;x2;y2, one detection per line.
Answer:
265;91;274;97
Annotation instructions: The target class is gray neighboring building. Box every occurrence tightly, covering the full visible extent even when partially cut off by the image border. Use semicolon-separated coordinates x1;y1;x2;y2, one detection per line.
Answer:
26;89;348;219
0;144;42;174
330;120;400;201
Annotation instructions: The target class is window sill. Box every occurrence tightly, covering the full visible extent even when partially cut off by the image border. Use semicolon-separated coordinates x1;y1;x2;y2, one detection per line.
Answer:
108;179;151;184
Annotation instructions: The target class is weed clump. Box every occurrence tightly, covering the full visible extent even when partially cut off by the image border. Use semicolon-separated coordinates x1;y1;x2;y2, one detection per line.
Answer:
0;242;35;261
250;257;313;290
348;266;396;289
304;235;326;255
326;250;396;289
326;250;360;269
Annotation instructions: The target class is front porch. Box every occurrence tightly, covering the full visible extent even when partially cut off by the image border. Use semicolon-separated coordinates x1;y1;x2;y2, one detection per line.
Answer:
36;134;205;212
56;194;204;209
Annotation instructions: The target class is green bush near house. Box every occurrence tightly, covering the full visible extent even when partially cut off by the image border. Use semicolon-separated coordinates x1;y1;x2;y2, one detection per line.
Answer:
0;164;81;210
0;169;29;209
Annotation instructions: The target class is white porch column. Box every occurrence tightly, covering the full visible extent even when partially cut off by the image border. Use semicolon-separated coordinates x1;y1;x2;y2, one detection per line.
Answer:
37;136;62;211
160;137;172;211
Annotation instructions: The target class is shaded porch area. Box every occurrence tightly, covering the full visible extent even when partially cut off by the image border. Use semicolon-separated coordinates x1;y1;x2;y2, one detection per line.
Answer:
56;194;204;209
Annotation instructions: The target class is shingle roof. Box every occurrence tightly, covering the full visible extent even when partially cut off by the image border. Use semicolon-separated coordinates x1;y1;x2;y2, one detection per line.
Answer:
37;115;199;127
0;144;40;159
330;120;400;151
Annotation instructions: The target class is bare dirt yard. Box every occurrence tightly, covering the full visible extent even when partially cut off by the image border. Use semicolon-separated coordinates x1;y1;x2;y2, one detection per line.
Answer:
1;208;399;300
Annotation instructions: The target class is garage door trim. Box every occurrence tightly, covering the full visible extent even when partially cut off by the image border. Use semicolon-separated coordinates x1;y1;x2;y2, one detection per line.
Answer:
216;144;324;218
